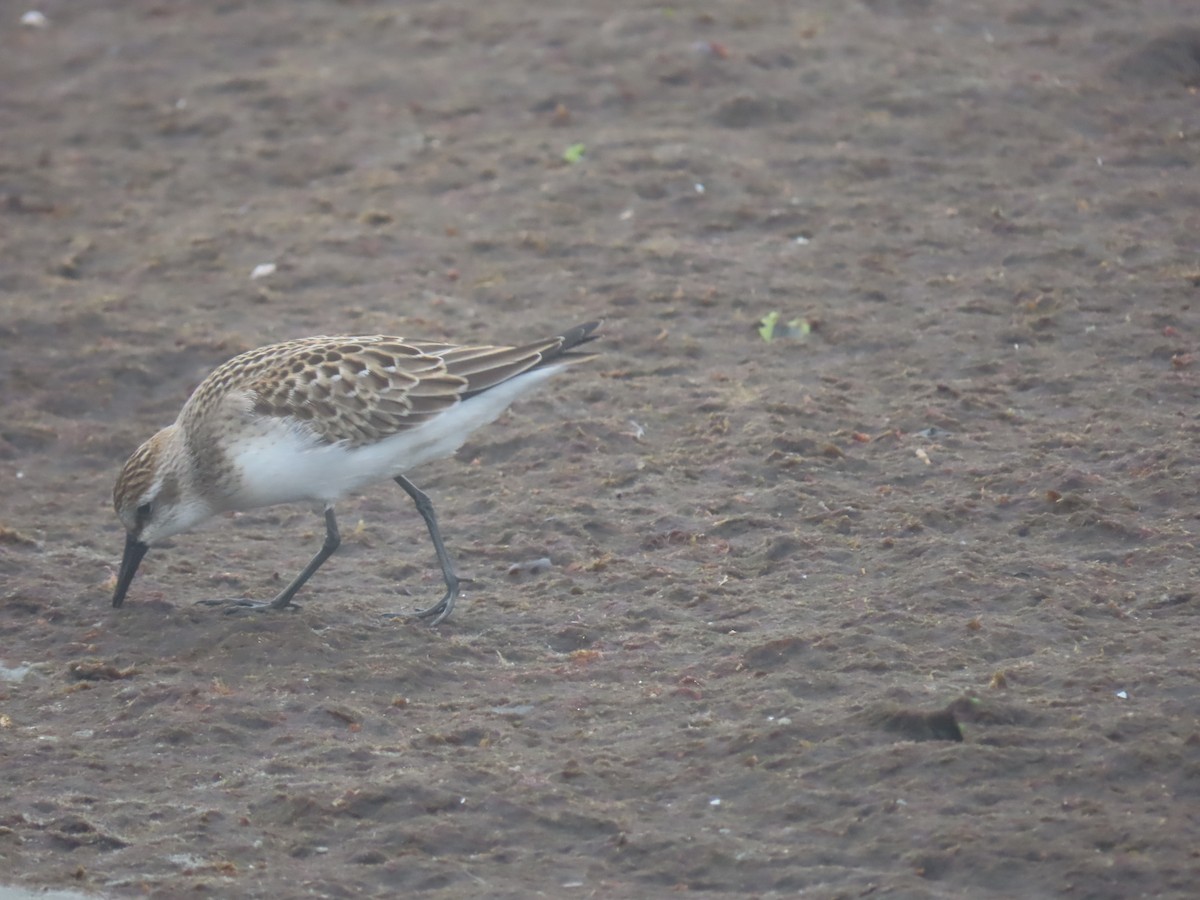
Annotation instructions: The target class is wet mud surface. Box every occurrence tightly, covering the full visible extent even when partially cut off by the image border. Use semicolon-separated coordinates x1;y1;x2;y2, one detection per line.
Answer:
2;1;1199;897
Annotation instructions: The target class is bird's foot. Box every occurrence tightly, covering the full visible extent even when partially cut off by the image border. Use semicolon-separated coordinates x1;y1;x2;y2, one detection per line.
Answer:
195;598;300;615
382;590;455;627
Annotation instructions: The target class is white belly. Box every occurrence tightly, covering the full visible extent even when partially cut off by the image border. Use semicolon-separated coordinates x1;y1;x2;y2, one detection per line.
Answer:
224;365;564;510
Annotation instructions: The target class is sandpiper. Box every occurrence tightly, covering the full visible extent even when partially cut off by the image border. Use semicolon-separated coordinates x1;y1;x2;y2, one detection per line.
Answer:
111;320;601;624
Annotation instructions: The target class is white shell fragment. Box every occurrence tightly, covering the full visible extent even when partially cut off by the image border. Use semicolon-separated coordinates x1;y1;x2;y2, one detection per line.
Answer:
506;557;552;578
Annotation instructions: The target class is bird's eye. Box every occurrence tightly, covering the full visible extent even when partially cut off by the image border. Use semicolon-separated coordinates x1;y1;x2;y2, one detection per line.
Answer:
135;502;153;524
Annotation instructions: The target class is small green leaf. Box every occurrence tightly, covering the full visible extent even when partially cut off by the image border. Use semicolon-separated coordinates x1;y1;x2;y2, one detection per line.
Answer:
786;317;812;338
758;310;780;342
759;311;811;342
563;142;586;164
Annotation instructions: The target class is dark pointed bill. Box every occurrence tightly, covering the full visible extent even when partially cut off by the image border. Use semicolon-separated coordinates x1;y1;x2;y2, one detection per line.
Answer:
112;532;148;608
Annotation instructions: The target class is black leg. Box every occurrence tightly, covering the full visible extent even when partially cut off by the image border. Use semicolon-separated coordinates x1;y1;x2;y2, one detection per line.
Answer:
268;506;341;609
387;474;459;625
196;507;341;614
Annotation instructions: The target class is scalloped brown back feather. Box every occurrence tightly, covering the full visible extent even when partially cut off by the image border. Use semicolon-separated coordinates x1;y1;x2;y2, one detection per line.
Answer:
177;322;600;448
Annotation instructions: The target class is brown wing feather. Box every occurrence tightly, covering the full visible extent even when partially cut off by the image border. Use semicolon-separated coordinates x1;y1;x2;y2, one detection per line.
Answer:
451;322;601;400
441;345;548;394
244;339;466;446
179;322;601;448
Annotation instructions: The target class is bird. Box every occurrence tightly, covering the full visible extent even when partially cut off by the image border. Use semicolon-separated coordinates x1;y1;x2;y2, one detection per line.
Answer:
111;320;601;624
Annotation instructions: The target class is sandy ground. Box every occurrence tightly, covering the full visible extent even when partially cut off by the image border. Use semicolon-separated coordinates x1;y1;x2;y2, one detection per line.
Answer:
2;1;1199;897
